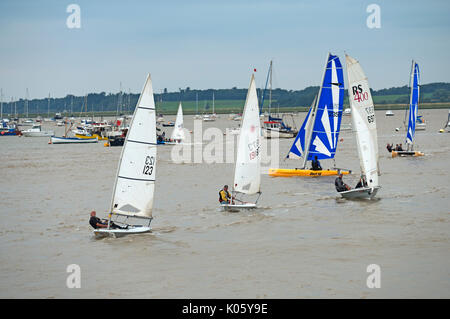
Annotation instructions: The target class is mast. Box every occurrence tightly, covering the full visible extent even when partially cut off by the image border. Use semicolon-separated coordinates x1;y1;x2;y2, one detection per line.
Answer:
404;60;414;130
0;88;3;119
269;60;272;115
47;93;50;118
196;92;198;115
25;88;29;118
301;53;329;169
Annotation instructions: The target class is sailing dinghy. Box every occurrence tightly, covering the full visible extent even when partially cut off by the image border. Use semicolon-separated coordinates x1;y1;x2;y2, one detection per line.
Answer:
164;102;185;145
392;61;424;158
269;53;350;177
221;74;261;211
339;54;380;200
94;74;157;238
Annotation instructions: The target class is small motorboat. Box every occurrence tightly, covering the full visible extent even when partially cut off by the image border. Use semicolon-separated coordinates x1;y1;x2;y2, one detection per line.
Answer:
22;125;54;137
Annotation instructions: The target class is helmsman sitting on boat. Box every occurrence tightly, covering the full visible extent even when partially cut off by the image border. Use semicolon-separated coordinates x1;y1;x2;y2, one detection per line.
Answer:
335;173;351;192
218;185;234;205
89;211;126;230
311;156;322;171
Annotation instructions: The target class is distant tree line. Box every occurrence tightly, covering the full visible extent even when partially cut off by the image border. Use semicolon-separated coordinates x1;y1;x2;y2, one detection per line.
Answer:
2;82;450;116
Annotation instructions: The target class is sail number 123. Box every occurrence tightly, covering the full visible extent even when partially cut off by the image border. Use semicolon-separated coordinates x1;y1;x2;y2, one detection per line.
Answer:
143;156;155;175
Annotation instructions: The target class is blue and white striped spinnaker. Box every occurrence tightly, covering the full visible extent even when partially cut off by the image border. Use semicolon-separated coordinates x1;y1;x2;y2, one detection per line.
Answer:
406;61;420;145
287;53;344;162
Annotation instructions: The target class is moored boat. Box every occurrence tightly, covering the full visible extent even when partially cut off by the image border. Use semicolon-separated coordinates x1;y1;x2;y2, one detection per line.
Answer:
22;124;54;137
50;136;98;144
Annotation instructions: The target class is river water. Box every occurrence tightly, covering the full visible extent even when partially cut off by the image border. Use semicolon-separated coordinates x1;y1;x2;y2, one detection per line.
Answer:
0;109;449;298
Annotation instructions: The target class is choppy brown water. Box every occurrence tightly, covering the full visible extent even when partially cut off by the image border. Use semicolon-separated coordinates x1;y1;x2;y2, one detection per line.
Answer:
0;109;449;298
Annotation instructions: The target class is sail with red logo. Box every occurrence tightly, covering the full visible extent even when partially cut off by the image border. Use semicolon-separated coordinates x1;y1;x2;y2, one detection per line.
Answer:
222;74;261;211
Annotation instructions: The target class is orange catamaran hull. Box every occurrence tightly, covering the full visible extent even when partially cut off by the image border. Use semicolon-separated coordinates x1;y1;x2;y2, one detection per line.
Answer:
268;168;350;177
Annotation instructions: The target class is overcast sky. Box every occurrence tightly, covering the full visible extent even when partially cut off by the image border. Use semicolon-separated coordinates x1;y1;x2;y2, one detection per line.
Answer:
1;0;449;99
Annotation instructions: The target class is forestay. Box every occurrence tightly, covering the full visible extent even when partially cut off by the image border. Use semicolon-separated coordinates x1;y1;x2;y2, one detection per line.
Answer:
171;102;185;141
234;74;261;194
406;61;420;145
110;74;157;218
345;54;379;188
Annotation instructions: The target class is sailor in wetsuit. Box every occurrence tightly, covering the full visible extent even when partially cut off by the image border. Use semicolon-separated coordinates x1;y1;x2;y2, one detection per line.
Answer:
218;185;234;204
89;211;126;229
311;156;322;171
335;173;351;192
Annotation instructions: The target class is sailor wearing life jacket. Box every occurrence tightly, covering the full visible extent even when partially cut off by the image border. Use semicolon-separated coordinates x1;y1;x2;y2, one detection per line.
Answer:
218;185;233;204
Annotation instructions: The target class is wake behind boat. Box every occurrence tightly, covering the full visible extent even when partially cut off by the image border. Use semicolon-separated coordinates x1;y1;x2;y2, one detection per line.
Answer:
269;53;350;177
93;73;157;238
338;54;381;200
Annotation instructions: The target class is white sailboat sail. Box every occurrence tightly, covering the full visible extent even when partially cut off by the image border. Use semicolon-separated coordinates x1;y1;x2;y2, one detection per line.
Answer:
345;54;379;188
110;74;157;218
171;102;184;141
233;74;261;194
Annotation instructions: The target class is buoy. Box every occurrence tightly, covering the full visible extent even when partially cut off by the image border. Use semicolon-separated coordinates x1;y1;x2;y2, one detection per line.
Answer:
104;142;110;147
395;128;399;131
439;129;444;133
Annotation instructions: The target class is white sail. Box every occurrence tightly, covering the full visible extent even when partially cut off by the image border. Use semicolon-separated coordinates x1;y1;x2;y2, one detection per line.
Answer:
110;74;157;218
345;55;379;188
233;74;261;194
171;102;184;141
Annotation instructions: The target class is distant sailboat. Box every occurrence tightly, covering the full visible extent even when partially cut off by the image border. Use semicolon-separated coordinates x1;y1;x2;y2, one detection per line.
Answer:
168;102;185;144
194;92;202;119
392;61;424;157
221;74;261;210
94;74;157;237
339;54;380;199
261;60;297;138
269;53;350;177
203;93;216;122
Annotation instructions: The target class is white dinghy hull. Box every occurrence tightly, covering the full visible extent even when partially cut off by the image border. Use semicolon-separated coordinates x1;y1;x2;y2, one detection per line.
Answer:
221;202;257;212
339;186;380;200
94;225;151;238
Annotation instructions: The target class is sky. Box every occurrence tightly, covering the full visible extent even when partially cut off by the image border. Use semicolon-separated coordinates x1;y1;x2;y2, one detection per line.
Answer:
0;0;449;99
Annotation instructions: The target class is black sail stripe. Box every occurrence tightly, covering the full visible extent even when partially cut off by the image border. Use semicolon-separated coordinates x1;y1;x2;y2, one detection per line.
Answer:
127;139;157;146
138;106;155;110
118;176;155;182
